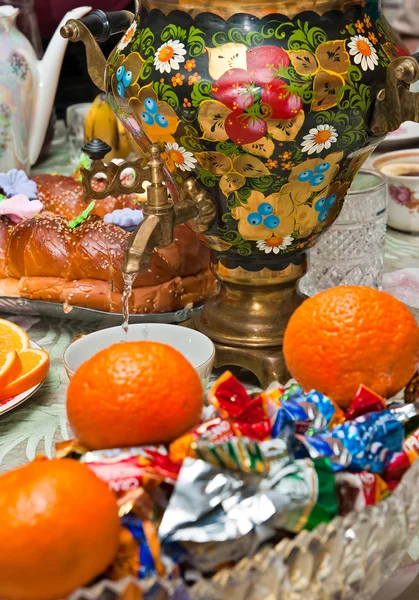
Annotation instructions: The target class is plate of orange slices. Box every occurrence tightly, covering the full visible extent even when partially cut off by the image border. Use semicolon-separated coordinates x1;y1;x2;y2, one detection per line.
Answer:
0;319;50;415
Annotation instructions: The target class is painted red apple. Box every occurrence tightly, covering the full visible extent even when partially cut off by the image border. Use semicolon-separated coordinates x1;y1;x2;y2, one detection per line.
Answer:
211;68;258;110
225;109;267;145
261;79;303;119
247;46;290;85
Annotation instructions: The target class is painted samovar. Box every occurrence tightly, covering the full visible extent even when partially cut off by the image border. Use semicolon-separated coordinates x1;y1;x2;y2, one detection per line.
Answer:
62;1;419;385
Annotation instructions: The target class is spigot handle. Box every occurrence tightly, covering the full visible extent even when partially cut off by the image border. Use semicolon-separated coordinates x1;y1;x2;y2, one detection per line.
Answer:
370;55;419;136
77;9;134;43
80;138;150;203
82;139;112;161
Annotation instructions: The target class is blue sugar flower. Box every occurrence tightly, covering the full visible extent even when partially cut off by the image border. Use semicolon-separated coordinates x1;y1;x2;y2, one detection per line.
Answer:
104;208;144;232
0;169;37;199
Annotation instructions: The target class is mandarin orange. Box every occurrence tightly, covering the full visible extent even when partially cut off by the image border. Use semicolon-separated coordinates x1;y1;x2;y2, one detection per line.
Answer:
283;286;419;409
66;341;204;449
0;458;120;600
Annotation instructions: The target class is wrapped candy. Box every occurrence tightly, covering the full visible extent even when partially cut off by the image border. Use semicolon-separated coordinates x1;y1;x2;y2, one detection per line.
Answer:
335;471;389;515
159;457;338;573
170;417;235;463
345;385;386;420
209;372;271;441
192;437;289;474
390;402;419;435
271;399;327;435
382;451;412;489
293;433;352;471
329;411;404;472
60;445;183;493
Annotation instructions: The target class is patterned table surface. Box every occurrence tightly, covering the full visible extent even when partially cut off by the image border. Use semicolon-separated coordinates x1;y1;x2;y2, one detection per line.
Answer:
0;135;418;474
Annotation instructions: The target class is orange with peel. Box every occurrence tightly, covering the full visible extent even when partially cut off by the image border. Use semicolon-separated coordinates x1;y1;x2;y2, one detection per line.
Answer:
0;458;120;600
283;286;419;409
0;350;20;387
67;341;204;449
0;348;49;401
0;318;30;353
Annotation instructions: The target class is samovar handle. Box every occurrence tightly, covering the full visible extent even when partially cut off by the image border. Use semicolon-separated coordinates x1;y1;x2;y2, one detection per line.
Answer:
61;9;135;91
370;54;419;136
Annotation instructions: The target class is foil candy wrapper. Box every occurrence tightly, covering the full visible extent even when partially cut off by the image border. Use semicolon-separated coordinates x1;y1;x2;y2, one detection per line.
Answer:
192;437;289;474
335;471;389;516
390;402;419;434
330;410;404;472
271;400;327;435
345;385;386;421
158;456;337;573
79;446;181;492
293;433;352;471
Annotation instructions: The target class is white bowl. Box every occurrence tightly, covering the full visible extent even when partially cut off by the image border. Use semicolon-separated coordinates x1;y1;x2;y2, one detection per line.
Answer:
63;323;215;386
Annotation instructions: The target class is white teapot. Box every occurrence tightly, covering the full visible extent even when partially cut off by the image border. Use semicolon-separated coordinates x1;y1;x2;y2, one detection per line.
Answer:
0;4;91;172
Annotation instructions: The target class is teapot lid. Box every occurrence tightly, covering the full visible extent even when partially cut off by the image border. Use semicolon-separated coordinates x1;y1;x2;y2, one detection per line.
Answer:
0;6;19;18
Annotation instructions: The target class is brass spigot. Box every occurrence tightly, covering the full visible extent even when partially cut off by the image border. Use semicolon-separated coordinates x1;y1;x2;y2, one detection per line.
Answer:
371;55;419;135
80;139;216;275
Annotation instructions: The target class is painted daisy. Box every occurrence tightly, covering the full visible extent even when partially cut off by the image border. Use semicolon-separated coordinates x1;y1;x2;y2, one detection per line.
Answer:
154;40;186;74
348;35;378;71
256;235;294;254
301;124;338;155
118;21;137;50
165;142;197;172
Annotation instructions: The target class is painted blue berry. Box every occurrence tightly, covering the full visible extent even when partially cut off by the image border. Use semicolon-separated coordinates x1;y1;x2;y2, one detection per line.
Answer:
298;170;314;183
248;213;263;226
116;65;125;81
315;197;327;211
258;202;273;216
122;70;133;87
264;215;280;229
311;173;325;186
327;193;337;206
315;162;330;173
141;111;154;125
155;113;168;128
144;98;158;114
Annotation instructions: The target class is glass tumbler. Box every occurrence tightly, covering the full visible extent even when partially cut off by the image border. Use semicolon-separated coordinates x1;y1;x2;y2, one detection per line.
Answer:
66;103;91;165
299;169;388;297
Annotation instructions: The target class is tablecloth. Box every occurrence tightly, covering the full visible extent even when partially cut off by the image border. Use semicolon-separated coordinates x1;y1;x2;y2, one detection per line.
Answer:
2;127;419;599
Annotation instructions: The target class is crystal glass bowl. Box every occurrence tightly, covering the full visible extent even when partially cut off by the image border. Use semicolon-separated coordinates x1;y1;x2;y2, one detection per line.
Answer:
69;455;419;600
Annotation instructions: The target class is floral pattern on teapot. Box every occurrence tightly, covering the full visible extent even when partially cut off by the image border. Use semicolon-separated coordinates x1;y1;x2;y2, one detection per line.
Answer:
106;2;407;267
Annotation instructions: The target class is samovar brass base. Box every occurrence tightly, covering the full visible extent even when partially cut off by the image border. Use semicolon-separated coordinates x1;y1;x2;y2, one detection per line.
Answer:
194;260;306;387
212;342;288;389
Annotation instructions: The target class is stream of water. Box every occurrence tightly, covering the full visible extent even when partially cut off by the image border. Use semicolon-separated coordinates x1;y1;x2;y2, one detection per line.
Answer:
121;273;136;336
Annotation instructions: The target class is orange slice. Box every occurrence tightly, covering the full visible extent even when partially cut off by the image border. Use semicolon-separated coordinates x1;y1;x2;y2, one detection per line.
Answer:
0;348;49;402
0;318;30;353
0;350;20;387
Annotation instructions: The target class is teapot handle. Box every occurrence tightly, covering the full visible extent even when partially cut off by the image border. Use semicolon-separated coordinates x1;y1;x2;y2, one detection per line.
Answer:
370;55;419;136
135;0;142;16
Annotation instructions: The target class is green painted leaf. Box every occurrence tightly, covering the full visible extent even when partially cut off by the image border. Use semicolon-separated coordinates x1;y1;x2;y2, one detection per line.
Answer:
187;26;206;57
153;81;179;109
191;79;213;107
161;24;187;43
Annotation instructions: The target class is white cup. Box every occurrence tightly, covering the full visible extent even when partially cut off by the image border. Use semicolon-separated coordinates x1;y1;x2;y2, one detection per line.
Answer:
372;150;419;233
63;323;215;387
